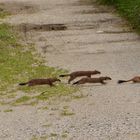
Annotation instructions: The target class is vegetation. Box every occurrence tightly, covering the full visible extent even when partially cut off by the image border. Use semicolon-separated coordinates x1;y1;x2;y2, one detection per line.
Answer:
4;109;13;112
0;20;77;105
97;0;140;33
14;96;31;104
0;7;10;18
60;109;75;116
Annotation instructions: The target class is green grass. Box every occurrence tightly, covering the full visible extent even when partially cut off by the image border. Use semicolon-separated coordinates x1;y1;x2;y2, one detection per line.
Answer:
0;22;77;105
35;84;77;101
14;96;31;104
97;0;140;33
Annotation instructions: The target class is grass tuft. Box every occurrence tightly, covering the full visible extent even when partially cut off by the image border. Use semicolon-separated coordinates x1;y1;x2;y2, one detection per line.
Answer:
14;96;31;104
0;7;10;18
4;109;13;112
60;109;75;116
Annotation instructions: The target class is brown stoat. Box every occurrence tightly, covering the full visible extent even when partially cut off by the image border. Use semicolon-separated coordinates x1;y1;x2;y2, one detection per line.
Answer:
118;76;140;84
19;78;61;86
73;76;111;85
59;70;101;84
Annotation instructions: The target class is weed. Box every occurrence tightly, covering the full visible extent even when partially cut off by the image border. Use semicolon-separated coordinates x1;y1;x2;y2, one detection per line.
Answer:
4;109;13;112
50;133;58;137
13;96;31;105
31;135;48;140
60;109;75;116
0;7;10;18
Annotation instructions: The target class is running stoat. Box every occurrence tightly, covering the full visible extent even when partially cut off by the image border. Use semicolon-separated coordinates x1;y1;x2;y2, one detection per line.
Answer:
73;76;111;85
59;70;101;84
19;78;61;86
118;76;140;84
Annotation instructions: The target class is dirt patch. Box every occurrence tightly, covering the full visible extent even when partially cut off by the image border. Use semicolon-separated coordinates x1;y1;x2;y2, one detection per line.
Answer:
0;2;38;15
68;22;98;30
75;6;113;14
17;23;67;32
75;0;96;5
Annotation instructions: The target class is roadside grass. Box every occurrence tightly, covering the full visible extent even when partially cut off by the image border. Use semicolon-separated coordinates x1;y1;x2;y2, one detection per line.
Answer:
35;84;77;101
97;0;140;33
0;6;10;18
14;96;31;104
0;22;77;105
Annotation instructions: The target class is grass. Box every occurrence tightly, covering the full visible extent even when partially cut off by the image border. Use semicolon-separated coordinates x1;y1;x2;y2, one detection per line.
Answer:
0;7;10;18
60;109;75;116
35;84;77;101
31;135;48;140
61;133;68;138
72;93;87;99
31;133;58;140
14;96;31;104
50;133;58;137
4;109;13;112
0;22;77;105
97;0;140;33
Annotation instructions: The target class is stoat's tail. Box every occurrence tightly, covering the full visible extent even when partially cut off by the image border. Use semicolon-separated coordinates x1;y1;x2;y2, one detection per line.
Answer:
118;79;132;84
72;81;79;85
19;82;28;86
59;74;70;77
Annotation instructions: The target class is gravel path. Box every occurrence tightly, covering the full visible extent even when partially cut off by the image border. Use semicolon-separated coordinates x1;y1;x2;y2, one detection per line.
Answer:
0;0;140;139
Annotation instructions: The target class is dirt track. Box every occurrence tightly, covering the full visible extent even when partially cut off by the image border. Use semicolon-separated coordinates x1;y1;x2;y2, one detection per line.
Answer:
0;0;140;139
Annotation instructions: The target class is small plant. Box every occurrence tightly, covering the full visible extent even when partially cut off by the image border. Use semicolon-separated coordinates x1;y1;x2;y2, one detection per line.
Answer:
31;135;48;140
61;131;69;138
50;133;58;137
0;7;10;18
13;96;31;105
42;123;52;128
72;93;87;99
61;133;68;138
4;109;13;112
60;109;75;116
42;106;49;110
